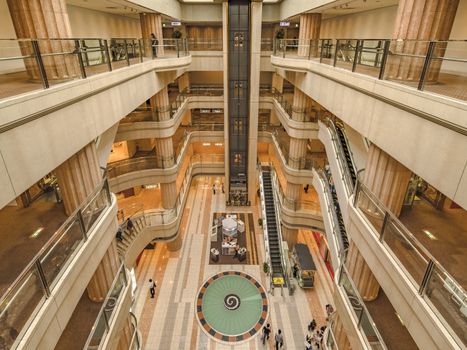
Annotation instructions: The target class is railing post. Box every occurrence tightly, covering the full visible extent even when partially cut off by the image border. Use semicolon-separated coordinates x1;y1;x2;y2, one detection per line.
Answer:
333;40;339;67
138;39;143;63
124;39;130;66
378;40;390;80
319;39;325;63
282;39;286;58
419;259;435;295
104;39;113;72
352;40;360;72
308;39;312;60
35;259;51;297
77;209;88;241
418;41;436;91
177;39;180;58
353;179;360;207
104;178;112;204
31;40;49;89
380;212;390;242
74;39;87;79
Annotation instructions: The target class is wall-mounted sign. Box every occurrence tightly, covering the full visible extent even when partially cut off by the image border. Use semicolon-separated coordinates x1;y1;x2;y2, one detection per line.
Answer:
279;21;290;27
171;21;182;26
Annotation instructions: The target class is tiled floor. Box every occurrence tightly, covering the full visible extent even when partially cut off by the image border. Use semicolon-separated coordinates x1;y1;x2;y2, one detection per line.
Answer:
132;176;333;349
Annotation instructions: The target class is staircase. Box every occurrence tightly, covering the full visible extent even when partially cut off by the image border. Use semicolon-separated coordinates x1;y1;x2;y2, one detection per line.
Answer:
116;216;146;258
334;122;357;187
261;167;285;286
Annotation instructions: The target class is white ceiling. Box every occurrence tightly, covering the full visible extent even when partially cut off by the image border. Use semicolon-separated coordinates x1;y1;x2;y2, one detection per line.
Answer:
66;0;151;18
317;0;399;19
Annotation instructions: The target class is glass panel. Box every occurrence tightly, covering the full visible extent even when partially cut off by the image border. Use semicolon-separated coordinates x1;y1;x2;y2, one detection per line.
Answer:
40;218;84;288
320;39;336;66
382;220;428;287
0;266;45;349
0;39;44;99
424;265;467;347
423;41;467;101
384;40;430;88
335;40;357;70
81;187;108;232
340;269;363;322
356;188;385;234
355;40;384;78
359;309;383;349
81;39;110;77
103;269;126;324
37;39;81;87
86;312;109;348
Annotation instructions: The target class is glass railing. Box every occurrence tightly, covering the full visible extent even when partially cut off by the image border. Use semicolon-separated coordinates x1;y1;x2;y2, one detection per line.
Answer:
338;265;388;350
0;38;189;100
128;313;141;350
186;39;222;51
324;321;340;350
84;264;128;349
320;117;356;195
272;38;467;102
354;179;467;347
261;39;274;52
0;180;112;349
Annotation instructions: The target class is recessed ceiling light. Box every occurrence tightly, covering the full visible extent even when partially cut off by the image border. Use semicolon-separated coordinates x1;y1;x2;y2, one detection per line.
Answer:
423;229;438;240
30;227;44;239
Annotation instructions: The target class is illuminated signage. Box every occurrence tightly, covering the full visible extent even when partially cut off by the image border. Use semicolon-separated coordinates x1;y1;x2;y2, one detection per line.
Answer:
279;21;290;27
171;21;181;26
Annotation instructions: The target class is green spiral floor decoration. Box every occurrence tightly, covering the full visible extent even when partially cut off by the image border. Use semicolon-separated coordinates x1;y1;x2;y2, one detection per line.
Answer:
196;271;269;342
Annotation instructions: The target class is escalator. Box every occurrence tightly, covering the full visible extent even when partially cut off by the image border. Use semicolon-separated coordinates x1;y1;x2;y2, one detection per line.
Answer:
322;169;349;252
334;122;357;187
260;166;285;286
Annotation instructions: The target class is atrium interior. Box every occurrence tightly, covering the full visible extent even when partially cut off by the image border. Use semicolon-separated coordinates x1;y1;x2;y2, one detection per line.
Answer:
0;0;466;349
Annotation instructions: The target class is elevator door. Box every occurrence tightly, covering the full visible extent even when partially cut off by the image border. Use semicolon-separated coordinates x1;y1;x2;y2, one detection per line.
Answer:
228;0;250;205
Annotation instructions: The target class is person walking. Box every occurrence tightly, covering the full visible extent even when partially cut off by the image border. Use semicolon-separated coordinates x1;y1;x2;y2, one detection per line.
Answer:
221;182;225;193
149;279;156;298
212;184;216;195
116;227;124;241
274;329;283;349
261;323;271;345
126;218;134;233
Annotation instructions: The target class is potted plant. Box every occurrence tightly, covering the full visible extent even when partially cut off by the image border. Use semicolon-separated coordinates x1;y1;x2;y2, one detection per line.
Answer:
258;218;263;226
263;262;270;275
172;29;182;39
274;29;285;53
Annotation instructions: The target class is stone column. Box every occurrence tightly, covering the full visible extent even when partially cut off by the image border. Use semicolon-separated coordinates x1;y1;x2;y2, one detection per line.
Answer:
87;241;120;302
178;73;190;93
271;72;283;93
116;315;133;350
167;233;182;251
161;181;177;209
298;13;321;56
7;0;78;81
332;314;352;350
140;12;164;57
248;1;263;205
149;87;171;120
281;226;298;248
288;137;308;169
346;240;380;301
387;0;460;82
363;144;412;217
54;142;101;216
291;87;312;122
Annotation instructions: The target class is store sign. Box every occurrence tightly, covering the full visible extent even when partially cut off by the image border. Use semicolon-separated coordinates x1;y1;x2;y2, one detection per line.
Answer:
279;21;290;27
171;21;181;26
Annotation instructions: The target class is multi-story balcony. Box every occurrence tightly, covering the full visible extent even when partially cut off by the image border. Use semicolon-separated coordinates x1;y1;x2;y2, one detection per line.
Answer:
0;181;117;349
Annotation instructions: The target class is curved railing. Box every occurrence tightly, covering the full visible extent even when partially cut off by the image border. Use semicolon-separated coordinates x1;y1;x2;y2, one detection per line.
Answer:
272;38;467;102
0;38;190;100
0;180;113;349
84;264;129;349
354;177;467;348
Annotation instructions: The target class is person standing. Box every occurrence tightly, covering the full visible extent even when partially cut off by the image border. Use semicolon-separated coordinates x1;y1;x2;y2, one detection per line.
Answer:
212;184;216;195
221;182;225;193
274;329;283;349
126;218;134;233
149;279;156;298
261;323;271;345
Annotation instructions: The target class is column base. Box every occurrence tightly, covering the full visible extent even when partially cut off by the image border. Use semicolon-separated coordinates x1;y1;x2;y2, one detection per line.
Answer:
166;234;182;251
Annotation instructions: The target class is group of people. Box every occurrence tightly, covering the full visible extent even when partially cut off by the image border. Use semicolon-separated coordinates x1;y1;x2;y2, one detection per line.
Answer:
260;304;334;349
260;324;283;350
116;217;134;242
212;182;225;195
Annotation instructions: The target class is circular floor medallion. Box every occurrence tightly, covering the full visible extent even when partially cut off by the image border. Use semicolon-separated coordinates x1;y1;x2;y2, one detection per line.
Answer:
196;271;269;343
